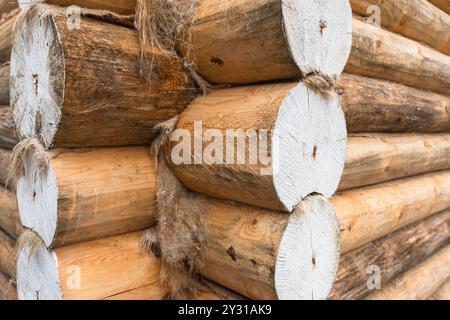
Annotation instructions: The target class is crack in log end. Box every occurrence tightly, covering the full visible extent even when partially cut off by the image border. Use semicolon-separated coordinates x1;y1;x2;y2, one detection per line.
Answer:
227;246;237;262
35;112;42;136
312;256;317;269
210;57;224;66
312;145;318;160
319;20;327;35
31;74;39;95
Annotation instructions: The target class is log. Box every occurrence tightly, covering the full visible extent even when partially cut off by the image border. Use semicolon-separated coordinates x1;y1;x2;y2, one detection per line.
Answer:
346;19;450;95
0;63;8;104
0;187;22;239
0;106;18;150
367;245;450;300
341;134;450;191
0;147;11;186
329;209;450;300
334;171;450;254
18;0;136;15
170;82;347;212
18;195;341;300
185;0;352;84
429;280;450;300
0;271;16;300
428;0;450;15
0;0;17;18
0;10;14;63
106;280;246;300
338;73;450;133
10;5;195;149
17;146;157;248
0;228;15;279
17;231;161;300
350;0;450;55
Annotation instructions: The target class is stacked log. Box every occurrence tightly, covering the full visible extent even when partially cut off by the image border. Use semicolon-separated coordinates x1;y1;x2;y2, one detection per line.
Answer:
4;0;450;301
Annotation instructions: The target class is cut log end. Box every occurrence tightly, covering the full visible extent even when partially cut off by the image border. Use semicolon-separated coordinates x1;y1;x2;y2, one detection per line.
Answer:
11;6;64;149
273;84;347;211
282;0;353;77
275;196;341;300
17;235;61;300
16;147;58;248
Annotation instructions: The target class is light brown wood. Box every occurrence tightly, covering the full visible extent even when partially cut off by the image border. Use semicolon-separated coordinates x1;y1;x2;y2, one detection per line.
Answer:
428;0;450;15
341;134;450;191
0;10;14;63
0;106;18;150
429;280;450;300
0;147;11;186
334;171;450;254
185;0;352;84
11;5;195;148
338;73;450;133
18;0;136;15
329;209;450;300
350;0;450;55
0;271;16;300
0;228;15;279
0;63;8;105
17;147;157;248
367;245;450;300
0;0;17;18
346;18;450;95
170;82;347;212
0;187;22;239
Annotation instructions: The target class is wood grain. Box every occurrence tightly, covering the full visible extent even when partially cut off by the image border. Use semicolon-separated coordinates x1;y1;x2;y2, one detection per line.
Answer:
0;10;14;63
0;147;11;186
0;187;22;239
0;228;16;279
429;280;450;300
0;63;8;105
0;271;16;300
19;0;136;15
329;209;450;300
367;245;450;300
341;134;450;191
427;0;450;15
334;171;450;254
346;19;450;95
0;107;17;150
338;73;450;133
350;0;450;55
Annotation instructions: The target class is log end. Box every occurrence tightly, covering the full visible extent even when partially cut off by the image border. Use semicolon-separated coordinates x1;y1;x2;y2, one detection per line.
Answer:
283;0;353;77
274;83;347;211
17;232;61;300
16;144;58;248
275;195;341;300
10;5;64;149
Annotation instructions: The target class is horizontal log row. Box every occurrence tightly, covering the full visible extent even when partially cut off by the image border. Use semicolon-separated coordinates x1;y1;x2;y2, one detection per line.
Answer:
0;9;14;63
17;195;341;300
329;209;450;300
0;187;22;239
0;228;15;279
0;271;16;300
0;107;18;150
428;0;450;15
0;63;8;104
0;0;18;18
0;147;10;186
17;0;136;15
350;0;450;55
367;245;450;300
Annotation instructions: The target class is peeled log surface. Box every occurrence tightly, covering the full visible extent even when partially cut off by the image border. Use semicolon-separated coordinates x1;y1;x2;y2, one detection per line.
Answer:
17;231;161;300
367;245;450;300
334;171;450;254
0;188;22;239
338;73;450;133
17;147;157;248
171;83;347;212
347;19;450;95
0;0;17;17
0;147;11;186
0;63;9;105
428;0;450;15
329;209;450;300
18;0;136;15
430;280;450;300
0;107;18;150
10;5;195;149
0;229;15;279
0;11;14;63
17;195;341;300
340;134;450;191
186;0;352;84
0;272;16;300
350;0;450;55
